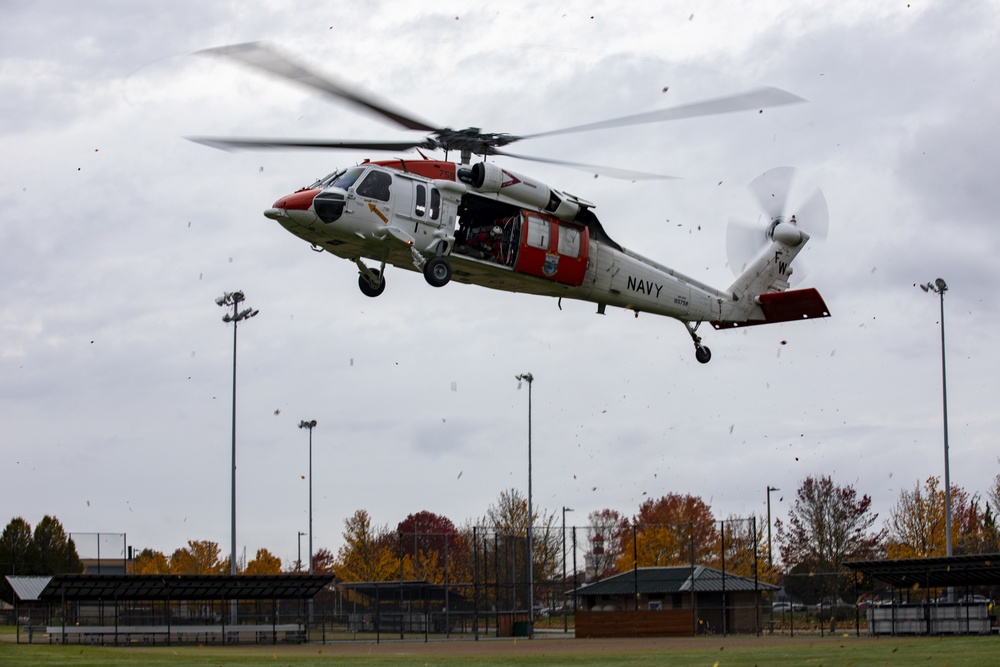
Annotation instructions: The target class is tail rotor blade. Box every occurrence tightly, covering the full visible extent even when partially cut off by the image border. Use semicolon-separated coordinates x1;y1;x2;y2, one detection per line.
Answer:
726;217;767;276
793;188;829;241
748;166;796;220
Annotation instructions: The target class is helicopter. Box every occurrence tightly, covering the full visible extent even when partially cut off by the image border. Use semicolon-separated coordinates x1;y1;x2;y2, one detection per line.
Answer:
189;43;830;364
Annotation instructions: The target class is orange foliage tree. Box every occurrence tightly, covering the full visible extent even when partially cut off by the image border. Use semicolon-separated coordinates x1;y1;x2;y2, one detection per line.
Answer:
615;493;718;571
245;548;282;574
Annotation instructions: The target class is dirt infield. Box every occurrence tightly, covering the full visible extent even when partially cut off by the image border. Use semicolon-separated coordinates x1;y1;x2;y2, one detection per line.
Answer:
263;633;872;658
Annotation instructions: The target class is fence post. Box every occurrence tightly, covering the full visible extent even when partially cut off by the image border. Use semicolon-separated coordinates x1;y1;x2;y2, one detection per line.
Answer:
720;520;727;636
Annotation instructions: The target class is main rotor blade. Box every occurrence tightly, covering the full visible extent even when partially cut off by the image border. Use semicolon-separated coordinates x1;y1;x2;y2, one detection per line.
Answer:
495;149;678;180
186;136;427;152
518;87;805;141
199;42;440;132
748;166;796;220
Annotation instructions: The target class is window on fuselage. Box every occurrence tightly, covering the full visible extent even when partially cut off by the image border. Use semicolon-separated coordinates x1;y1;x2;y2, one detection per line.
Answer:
356;170;392;201
558;224;581;258
526;215;550;250
415;184;426;217
430;189;441;220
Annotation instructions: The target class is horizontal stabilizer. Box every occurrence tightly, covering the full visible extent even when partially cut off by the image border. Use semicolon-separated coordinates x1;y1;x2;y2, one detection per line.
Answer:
711;288;830;330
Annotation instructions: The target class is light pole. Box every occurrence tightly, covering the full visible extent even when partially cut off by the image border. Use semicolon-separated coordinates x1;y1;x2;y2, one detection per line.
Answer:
766;486;779;569
920;278;952;558
298;420;317;574
562;506;573;633
215;290;258;582
297;531;306;573
515;372;534;634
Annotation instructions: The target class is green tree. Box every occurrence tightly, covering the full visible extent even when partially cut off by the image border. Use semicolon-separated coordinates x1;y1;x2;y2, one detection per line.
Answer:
0;517;33;574
30;515;83;574
0;517;35;602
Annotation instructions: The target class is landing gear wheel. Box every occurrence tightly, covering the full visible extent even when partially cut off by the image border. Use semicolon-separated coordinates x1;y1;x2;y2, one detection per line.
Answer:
695;346;712;364
423;256;452;287
358;270;385;297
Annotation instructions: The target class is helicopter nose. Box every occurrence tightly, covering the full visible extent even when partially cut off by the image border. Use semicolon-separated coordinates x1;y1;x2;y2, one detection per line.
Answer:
265;188;319;223
273;188;319;211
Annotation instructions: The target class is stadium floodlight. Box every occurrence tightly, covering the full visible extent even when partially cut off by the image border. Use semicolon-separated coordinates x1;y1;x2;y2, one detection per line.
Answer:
215;288;259;625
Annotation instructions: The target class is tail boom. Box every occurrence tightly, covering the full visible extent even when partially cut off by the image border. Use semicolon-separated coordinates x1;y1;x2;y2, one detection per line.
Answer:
710;287;830;329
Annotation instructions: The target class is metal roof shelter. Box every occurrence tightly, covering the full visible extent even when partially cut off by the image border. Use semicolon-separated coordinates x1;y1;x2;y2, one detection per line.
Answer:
843;553;1000;590
571;566;780;597
7;573;334;602
6;574;335;646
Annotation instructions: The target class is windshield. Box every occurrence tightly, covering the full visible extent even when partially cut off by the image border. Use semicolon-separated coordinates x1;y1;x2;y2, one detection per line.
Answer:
309;166;367;190
309;169;343;189
329;167;366;190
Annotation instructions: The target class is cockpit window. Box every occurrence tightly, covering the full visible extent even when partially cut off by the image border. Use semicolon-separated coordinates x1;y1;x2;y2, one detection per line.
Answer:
331;167;366;191
310;169;345;189
356;170;392;201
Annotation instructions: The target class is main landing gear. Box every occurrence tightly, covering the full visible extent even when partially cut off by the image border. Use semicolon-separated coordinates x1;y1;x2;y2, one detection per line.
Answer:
356;260;386;298
423;256;452;288
686;322;712;364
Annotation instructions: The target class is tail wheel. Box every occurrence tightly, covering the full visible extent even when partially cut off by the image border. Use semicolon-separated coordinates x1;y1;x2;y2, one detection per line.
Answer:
358;270;386;297
695;346;712;364
423;256;452;287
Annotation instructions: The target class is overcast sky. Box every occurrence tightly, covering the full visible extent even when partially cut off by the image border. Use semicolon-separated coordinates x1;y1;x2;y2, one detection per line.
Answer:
3;1;999;568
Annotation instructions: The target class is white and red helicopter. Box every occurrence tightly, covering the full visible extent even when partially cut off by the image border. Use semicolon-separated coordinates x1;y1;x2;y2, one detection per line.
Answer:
190;43;830;363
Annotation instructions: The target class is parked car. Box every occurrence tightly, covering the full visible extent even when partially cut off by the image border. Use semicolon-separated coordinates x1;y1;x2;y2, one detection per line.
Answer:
959;595;989;604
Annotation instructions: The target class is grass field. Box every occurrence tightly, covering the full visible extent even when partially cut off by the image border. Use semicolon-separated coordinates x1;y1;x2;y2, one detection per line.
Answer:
1;633;998;666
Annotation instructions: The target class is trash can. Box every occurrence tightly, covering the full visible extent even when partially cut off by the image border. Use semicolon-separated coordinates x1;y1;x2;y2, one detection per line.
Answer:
512;621;533;637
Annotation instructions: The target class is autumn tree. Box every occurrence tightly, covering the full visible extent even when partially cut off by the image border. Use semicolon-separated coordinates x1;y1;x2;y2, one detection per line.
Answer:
775;475;883;572
721;514;778;583
169;540;225;574
585;509;628;580
333;509;397;582
886;476;996;557
990;471;1000;517
311;547;336;574
615;493;718;571
132;548;169;574
480;488;560;609
484;488;531;535
396;510;471;584
245;548;282;574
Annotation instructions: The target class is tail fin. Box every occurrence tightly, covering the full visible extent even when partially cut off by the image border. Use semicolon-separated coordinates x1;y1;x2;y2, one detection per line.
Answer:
712;232;830;328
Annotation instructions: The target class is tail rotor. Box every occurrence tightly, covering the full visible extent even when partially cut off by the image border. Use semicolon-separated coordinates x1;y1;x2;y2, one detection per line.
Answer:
726;166;828;284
